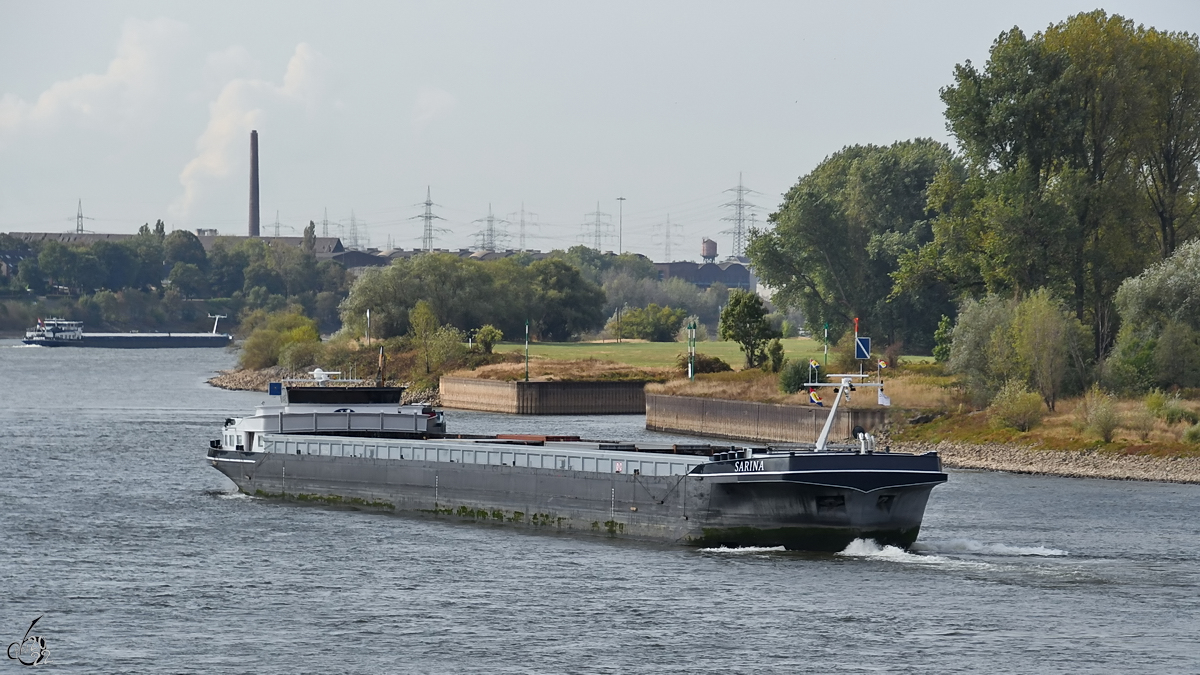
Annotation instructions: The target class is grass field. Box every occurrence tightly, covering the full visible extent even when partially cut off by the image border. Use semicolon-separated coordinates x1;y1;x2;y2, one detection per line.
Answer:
493;337;827;369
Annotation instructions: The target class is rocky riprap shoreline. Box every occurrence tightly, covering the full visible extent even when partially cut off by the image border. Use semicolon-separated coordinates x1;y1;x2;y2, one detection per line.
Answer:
897;440;1200;485
206;368;441;406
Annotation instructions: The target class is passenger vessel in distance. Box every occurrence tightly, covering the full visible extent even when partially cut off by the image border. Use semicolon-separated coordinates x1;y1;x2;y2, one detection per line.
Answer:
205;372;948;551
23;318;232;348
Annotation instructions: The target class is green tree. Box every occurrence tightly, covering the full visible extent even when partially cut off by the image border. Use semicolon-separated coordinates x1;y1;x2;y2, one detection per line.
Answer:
474;324;503;354
408;300;464;374
908;11;1194;357
128;228;165;289
1138;29;1200;258
528;258;606;340
163;230;207;269
747;138;957;352
550;245;612;284
16;257;45;293
1114;238;1200;332
1111;240;1200;389
947;295;1018;405
239;310;320;369
205;238;247;297
37;242;77;290
606;303;687;342
932;314;953;362
167;262;209;299
90;240;138;291
1011;288;1088;411
766;338;785;373
719;290;780;368
303;220;317;254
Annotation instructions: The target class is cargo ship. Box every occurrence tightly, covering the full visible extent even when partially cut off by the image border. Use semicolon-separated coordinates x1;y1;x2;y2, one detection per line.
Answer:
23;318;232;348
206;374;947;551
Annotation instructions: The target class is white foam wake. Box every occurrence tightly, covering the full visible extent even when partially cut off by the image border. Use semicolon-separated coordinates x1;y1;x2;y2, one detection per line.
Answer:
700;545;786;554
837;538;947;563
915;538;1068;557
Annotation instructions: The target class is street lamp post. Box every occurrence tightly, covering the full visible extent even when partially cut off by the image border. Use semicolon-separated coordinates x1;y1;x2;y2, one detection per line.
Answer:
525;319;530;382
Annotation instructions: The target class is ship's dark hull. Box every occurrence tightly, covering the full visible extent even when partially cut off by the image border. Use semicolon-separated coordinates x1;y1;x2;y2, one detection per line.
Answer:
208;445;944;551
24;334;231;348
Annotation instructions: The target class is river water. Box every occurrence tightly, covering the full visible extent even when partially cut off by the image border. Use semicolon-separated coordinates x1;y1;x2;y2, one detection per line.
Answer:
2;341;1198;673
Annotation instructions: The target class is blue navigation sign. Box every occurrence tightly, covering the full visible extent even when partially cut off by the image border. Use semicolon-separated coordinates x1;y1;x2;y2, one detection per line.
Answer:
855;336;871;360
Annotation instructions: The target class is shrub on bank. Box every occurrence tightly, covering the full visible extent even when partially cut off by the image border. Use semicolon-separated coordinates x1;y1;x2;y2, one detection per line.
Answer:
1125;406;1155;441
239;310;320;369
675;352;732;375
279;340;325;371
989;380;1046;432
779;360;813;394
1079;385;1121;443
1184;423;1200;444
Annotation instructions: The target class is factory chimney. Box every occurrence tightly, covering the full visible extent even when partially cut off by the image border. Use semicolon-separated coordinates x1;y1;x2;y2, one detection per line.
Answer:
248;130;260;237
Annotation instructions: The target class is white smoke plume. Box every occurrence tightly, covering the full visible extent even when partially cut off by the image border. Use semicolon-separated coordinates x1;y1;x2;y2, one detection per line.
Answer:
170;43;327;220
0;17;187;140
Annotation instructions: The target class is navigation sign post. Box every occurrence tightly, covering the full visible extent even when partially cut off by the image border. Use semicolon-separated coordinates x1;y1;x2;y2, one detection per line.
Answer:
823;322;829;367
687;319;697;381
855;336;871;360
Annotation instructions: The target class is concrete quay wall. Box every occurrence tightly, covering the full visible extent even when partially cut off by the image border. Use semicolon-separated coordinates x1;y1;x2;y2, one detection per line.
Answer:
645;394;887;443
440;377;647;415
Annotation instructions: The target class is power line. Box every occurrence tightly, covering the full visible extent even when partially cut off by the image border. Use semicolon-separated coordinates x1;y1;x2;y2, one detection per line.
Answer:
617;196;626;254
347;210;360;250
653;214;683;262
582;202;613;251
410;186;449;251
472;204;510;251
75;199;94;234
720;172;759;258
507;203;539;252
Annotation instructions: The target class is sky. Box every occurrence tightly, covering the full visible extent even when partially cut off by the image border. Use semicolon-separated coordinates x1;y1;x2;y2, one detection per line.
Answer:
3;1;1199;261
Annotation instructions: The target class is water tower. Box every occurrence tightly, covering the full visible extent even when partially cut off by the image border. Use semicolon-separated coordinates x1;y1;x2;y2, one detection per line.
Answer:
701;237;718;263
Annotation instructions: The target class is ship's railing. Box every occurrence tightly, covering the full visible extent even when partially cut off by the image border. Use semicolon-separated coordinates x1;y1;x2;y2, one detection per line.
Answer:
239;412;435;434
260;434;703;477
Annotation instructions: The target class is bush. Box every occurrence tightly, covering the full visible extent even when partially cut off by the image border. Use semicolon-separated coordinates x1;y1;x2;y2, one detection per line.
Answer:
1079;385;1121;443
1184;423;1200;444
607;303;687;342
238;310;320;369
676;316;708;342
279;340;325;371
778;360;811;394
1163;400;1200;426
933;314;952;363
1153;321;1200;389
1125;406;1155;441
474;324;502;354
676;352;732;375
1145;389;1168;417
765;338;785;373
989;380;1046;432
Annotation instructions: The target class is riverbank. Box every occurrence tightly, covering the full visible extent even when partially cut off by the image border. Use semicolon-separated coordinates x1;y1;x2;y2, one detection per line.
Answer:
206;367;441;405
897;440;1200;484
